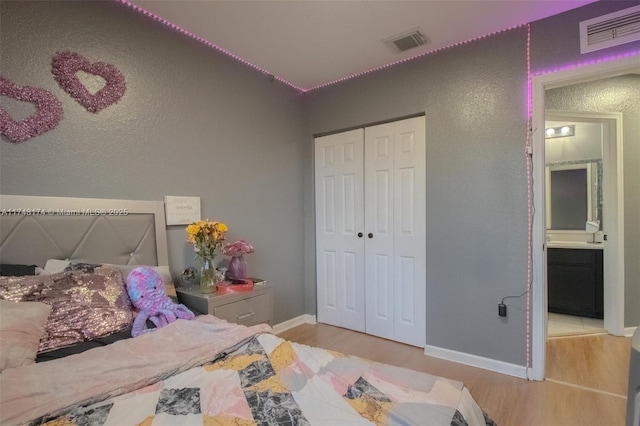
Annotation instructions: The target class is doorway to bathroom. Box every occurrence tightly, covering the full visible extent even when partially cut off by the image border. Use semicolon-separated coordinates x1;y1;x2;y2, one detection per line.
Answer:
544;111;619;338
529;55;639;380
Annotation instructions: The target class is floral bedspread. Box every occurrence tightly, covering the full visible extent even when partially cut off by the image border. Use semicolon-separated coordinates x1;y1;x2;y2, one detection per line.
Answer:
37;332;494;426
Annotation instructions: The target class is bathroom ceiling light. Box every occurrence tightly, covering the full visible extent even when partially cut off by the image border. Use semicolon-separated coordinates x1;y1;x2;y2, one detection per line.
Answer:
545;124;575;139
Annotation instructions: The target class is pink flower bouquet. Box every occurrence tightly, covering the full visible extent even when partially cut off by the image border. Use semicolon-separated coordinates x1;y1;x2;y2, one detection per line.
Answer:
223;240;254;257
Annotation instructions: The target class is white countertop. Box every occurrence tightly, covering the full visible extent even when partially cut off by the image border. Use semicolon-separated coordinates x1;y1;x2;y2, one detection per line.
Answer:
547;241;604;250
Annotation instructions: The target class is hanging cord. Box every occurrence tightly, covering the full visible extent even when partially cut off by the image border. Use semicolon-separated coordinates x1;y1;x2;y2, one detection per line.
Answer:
500;132;535;308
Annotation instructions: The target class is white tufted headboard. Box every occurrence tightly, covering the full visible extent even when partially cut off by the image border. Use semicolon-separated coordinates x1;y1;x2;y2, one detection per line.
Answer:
0;195;168;268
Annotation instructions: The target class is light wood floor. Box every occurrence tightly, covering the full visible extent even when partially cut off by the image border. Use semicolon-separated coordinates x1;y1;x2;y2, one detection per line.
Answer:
278;323;631;426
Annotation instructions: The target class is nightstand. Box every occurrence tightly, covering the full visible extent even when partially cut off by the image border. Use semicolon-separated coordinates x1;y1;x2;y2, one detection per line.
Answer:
176;283;273;326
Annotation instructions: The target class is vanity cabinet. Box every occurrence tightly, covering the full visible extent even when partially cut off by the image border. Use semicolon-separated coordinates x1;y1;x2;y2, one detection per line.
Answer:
547;248;603;319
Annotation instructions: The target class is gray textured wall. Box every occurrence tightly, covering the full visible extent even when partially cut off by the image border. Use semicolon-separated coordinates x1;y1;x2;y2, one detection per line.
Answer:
0;1;307;324
546;74;640;327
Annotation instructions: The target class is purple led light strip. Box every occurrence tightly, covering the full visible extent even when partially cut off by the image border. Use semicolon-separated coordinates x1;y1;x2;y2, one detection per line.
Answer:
117;0;533;93
306;24;529;92
117;0;306;92
526;47;638;374
525;24;532;373
532;49;639;79
117;0;639;94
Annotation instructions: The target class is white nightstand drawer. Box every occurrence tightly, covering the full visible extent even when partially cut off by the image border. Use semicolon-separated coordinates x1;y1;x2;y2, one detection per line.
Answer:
213;293;271;326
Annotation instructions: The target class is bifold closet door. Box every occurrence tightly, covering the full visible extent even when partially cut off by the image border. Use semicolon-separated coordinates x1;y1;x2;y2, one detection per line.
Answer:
315;116;426;347
315;129;366;332
364;117;426;347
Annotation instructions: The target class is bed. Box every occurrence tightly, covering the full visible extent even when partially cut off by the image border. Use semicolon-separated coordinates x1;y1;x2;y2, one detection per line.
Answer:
0;195;495;426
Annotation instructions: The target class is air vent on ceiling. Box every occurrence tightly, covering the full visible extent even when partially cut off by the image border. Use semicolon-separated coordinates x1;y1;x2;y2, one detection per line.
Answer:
579;5;640;54
383;28;429;54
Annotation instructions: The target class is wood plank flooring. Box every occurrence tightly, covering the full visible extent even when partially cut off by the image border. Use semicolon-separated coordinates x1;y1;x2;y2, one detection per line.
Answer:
278;323;631;426
546;333;631;397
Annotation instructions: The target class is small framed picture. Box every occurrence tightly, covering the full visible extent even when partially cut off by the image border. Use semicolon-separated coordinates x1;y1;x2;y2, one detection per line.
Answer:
164;196;201;226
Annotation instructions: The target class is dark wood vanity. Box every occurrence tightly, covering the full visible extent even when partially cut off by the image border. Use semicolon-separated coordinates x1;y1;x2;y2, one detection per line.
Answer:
547;248;603;319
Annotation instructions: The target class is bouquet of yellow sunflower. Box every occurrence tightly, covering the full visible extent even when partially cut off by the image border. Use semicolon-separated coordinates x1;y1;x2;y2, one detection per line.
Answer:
185;220;229;263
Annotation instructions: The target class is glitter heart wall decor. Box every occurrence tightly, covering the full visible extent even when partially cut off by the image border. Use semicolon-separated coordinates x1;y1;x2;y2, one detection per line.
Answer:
51;51;126;113
0;76;63;143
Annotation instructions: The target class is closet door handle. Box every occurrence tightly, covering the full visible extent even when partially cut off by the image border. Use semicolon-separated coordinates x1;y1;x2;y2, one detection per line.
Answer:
357;232;363;238
368;233;373;239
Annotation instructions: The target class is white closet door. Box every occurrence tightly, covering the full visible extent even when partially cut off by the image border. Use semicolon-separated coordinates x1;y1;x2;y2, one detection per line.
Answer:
363;122;395;340
365;116;426;347
392;116;426;347
315;129;366;332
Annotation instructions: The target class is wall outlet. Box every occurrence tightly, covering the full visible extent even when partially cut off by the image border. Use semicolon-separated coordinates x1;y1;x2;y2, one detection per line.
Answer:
498;303;507;317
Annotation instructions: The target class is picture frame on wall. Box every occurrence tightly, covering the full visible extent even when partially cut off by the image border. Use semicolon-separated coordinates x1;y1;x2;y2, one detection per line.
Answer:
164;196;201;226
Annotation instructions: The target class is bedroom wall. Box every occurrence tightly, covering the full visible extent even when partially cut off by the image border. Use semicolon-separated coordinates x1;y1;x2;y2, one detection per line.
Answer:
546;74;640;328
0;1;307;324
301;0;640;366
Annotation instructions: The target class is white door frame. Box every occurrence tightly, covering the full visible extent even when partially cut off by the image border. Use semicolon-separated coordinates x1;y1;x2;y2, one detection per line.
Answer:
529;55;638;381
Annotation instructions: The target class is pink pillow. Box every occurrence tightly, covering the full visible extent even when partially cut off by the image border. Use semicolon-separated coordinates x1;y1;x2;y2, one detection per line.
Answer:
0;266;133;352
0;300;52;371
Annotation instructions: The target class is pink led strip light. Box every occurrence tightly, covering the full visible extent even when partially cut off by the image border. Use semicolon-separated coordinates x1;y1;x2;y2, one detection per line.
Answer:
307;24;528;92
532;50;639;77
525;24;532;375
117;0;306;92
117;0;530;93
527;47;638;375
117;0;639;94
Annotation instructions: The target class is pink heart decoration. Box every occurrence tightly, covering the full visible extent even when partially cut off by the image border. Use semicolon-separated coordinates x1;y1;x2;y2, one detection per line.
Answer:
0;76;63;143
51;51;126;113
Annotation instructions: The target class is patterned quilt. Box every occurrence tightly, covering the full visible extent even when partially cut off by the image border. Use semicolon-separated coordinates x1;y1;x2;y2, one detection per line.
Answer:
39;332;494;426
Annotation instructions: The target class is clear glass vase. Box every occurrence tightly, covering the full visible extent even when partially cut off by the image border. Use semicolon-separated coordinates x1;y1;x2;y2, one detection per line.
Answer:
199;258;216;294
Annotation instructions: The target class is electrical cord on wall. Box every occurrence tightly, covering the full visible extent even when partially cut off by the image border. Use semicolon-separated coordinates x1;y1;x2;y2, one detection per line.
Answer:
500;288;529;305
497;126;537;381
500;133;536;307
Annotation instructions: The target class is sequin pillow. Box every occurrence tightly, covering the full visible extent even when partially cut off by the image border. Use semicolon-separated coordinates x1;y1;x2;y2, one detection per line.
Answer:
43;260;178;301
0;266;133;353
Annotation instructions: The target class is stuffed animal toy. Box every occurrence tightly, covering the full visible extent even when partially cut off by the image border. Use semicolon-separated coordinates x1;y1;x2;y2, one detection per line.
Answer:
126;266;195;337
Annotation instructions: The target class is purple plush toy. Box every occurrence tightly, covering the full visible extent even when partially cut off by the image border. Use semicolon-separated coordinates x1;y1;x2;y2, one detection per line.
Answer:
126;266;195;337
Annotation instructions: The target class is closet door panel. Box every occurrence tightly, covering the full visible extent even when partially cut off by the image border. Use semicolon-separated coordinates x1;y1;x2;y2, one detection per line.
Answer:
398;255;416;323
393;117;426;347
315;130;365;332
364;123;395;340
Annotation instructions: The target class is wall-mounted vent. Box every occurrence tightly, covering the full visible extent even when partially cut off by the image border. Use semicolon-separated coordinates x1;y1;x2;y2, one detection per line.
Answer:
383;28;429;54
580;5;640;54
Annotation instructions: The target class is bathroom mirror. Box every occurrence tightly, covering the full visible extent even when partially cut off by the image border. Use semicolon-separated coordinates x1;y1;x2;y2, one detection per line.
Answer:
545;161;601;230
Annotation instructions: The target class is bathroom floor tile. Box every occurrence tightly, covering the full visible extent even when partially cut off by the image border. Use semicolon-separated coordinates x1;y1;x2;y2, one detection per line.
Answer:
548;313;604;337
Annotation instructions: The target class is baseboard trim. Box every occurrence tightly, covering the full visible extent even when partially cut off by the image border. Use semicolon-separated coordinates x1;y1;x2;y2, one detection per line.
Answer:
424;344;529;379
273;314;317;334
624;326;637;337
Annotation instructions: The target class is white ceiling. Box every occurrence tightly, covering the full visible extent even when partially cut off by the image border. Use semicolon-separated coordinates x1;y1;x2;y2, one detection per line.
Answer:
129;0;598;91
